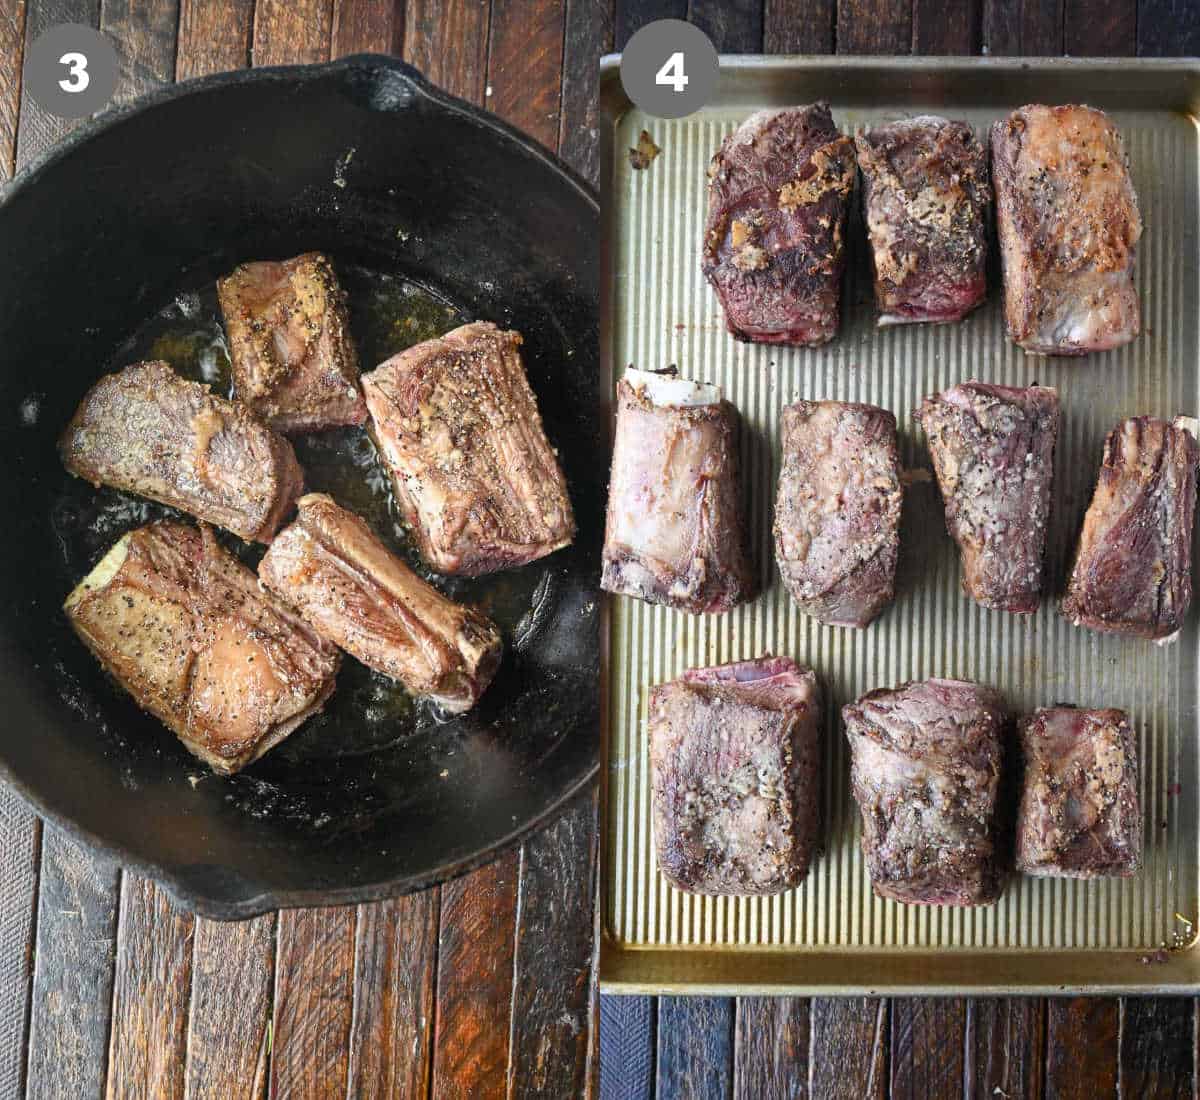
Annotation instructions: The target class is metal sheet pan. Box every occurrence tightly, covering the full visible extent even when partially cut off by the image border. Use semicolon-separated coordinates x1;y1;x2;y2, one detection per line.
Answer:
598;55;1200;994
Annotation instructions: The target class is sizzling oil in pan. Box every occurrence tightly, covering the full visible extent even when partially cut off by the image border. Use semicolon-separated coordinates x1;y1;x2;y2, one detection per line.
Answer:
49;264;563;823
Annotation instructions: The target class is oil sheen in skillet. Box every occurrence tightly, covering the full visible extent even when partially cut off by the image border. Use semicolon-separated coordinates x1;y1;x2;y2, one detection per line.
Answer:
49;263;569;830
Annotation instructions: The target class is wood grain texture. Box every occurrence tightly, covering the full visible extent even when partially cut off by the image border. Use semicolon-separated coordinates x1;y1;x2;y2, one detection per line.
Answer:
100;0;179;103
431;853;520;1099
184;915;275;1100
561;0;610;186
1064;0;1136;53
24;831;119;1100
332;0;402;57
508;797;597;1099
1045;998;1119;1099
599;996;655;1099
764;0;835;53
106;878;195;1100
656;998;734;1100
269;906;357;1100
614;0;685;47
252;0;332;66
809;999;887;1100
345;892;438;1100
890;999;968;1099
914;0;980;52
175;0;251;78
1138;0;1200;55
0;0;25;179
403;0;489;103
964;999;1044;1100
690;0;764;51
1118;998;1194;1099
982;0;1065;55
0;792;38;1098
836;0;912;53
734;998;809;1100
488;0;566;149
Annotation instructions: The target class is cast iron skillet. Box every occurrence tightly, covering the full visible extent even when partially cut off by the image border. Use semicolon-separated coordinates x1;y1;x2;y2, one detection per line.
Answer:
0;55;600;919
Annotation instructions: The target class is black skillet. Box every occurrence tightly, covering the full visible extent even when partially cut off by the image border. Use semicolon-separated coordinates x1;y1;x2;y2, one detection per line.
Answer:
0;55;600;919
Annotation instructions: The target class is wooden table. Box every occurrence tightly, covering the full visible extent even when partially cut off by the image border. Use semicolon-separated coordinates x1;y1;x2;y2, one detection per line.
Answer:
0;2;602;1096
599;2;1200;1097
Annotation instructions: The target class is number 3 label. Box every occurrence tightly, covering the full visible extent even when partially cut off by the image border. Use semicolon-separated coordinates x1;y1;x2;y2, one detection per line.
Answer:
58;51;90;93
655;52;689;93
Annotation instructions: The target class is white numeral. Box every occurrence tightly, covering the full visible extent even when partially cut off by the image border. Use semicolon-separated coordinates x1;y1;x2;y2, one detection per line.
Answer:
58;52;90;94
655;51;689;93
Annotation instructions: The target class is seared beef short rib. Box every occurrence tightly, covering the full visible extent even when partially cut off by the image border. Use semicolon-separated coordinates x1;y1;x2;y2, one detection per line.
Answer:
703;103;856;345
844;678;1006;906
217;252;368;433
855;115;989;325
59;360;303;544
774;400;902;628
65;522;339;774
259;494;502;714
1016;706;1141;878
991;104;1142;355
601;369;754;614
362;322;574;577
1062;416;1199;641
649;656;822;895
917;382;1060;613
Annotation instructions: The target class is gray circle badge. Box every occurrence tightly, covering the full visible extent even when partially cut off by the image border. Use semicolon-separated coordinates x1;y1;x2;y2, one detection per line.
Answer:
23;24;118;120
620;20;719;119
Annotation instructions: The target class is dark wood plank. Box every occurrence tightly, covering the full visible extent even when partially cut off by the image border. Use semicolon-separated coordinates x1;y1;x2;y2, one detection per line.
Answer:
488;0;565;149
656;997;734;1100
508;797;597;1098
24;832;119;1100
252;0;332;67
430;853;519;1099
1064;0;1136;54
176;0;252;78
0;0;26;178
964;999;1044;1100
614;0;685;48
809;998;887;1100
734;998;809;1100
836;0;912;53
1138;0;1200;55
0;792;38;1098
1044;998;1119;1100
599;996;655;1099
184;915;275;1100
1118;998;1194;1099
332;0;402;58
345;892;438;1099
269;906;357;1100
982;0;1064;55
890;998;968;1099
100;0;179;104
106;878;195;1100
913;0;980;53
764;0;835;53
690;0;764;52
561;0;611;186
402;0;489;103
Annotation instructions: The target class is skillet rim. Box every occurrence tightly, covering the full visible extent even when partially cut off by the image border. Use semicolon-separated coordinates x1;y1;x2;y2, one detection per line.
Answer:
0;53;601;921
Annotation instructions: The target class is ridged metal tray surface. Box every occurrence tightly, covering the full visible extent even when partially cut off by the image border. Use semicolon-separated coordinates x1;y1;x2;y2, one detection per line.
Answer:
599;57;1200;994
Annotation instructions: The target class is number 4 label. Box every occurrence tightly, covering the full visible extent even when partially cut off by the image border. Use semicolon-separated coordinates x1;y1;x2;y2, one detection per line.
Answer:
655;52;688;93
